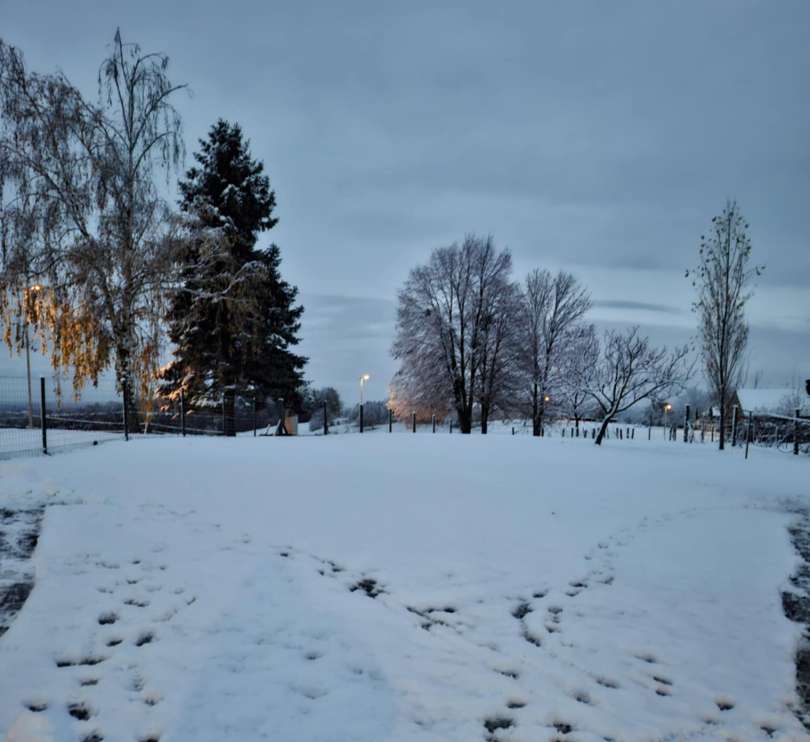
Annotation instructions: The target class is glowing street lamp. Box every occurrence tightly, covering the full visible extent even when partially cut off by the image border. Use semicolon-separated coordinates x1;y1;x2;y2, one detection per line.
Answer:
359;373;370;433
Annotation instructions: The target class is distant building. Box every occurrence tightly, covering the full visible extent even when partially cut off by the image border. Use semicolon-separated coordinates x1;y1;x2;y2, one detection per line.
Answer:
731;388;809;416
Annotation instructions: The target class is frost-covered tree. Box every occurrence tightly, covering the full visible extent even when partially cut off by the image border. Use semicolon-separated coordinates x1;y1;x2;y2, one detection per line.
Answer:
558;323;599;429
161;120;305;434
392;235;513;433
0;32;185;423
475;270;521;433
516;270;590;436
585;327;692;445
689;201;761;450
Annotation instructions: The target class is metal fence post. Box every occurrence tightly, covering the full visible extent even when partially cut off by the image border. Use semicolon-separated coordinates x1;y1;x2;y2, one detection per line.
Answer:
795;408;801;456
40;377;48;454
388;407;392;433
359;403;364;434
122;380;130;442
180;389;186;437
324;401;329;436
683;404;690;443
432;414;436;433
412;411;416;433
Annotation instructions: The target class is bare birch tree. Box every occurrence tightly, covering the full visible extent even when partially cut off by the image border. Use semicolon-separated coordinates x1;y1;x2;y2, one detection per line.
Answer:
689;201;761;450
0;31;185;423
517;270;590;436
585;327;692;445
391;235;513;433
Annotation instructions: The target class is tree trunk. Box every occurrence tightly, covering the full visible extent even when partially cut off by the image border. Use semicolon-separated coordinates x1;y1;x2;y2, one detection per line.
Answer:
223;389;236;437
481;407;488;435
457;407;472;434
115;346;140;434
595;417;611;446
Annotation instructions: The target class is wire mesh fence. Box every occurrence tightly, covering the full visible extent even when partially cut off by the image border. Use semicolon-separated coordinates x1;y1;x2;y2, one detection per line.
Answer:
2;373;807;459
0;375;125;459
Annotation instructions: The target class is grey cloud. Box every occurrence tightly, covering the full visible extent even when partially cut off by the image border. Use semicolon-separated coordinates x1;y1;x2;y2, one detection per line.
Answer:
592;300;684;316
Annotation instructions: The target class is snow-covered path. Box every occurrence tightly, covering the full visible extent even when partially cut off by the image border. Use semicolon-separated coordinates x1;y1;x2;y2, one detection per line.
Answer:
0;435;808;741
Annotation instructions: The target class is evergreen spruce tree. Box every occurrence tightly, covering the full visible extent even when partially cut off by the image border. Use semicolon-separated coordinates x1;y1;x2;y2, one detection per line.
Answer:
162;120;305;434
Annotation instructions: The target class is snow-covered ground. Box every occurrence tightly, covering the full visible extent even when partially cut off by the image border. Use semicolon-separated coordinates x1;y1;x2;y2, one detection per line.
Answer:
0;434;808;741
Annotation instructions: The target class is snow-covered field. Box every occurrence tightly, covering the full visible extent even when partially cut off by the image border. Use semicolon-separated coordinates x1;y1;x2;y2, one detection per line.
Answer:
1;434;808;741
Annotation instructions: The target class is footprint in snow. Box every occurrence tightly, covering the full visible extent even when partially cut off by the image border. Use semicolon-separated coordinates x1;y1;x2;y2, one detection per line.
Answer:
67;701;93;720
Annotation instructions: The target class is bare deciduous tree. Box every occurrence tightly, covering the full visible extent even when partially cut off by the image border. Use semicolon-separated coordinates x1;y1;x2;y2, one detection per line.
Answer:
391;234;513;433
689;201;762;450
517;270;590;436
0;31;185;423
476;274;521;434
558;322;599;429
585;327;692;445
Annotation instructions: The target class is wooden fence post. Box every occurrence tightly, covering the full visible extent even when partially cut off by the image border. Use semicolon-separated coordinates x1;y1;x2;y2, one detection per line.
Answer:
795;408;801;456
323;400;329;436
683;405;690;443
731;405;739;447
180;389;186;437
745;412;753;460
412;411;416;433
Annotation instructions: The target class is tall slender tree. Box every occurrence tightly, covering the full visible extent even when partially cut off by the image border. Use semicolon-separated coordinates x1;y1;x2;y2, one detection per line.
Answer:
161;120;305;434
0;32;184;422
690;201;762;450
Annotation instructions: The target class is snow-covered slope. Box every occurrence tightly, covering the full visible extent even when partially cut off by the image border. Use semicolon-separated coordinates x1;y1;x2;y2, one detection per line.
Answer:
0;435;808;741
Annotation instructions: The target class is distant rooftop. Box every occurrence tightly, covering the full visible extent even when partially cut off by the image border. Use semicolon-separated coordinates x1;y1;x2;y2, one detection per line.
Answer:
735;388;809;415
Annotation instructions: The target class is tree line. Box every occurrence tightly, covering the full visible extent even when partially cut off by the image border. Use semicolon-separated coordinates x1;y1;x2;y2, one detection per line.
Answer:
0;32;305;434
391;212;760;448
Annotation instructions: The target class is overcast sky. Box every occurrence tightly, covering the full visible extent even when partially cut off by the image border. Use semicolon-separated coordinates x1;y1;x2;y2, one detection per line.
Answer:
2;0;809;404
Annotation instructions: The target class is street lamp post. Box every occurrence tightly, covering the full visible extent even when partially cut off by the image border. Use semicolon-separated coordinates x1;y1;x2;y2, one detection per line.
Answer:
359;373;370;433
663;402;672;440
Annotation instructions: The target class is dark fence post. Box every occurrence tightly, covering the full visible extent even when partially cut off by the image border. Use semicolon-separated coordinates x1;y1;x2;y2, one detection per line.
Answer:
180;389;186;437
388;407;392;433
432;414;436;433
324;401;329;436
449;421;453;434
745;412;753;459
683;404;690;443
412;411;416;433
122;379;130;442
40;377;48;454
795;408;801;456
731;405;739;447
359;403;364;434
